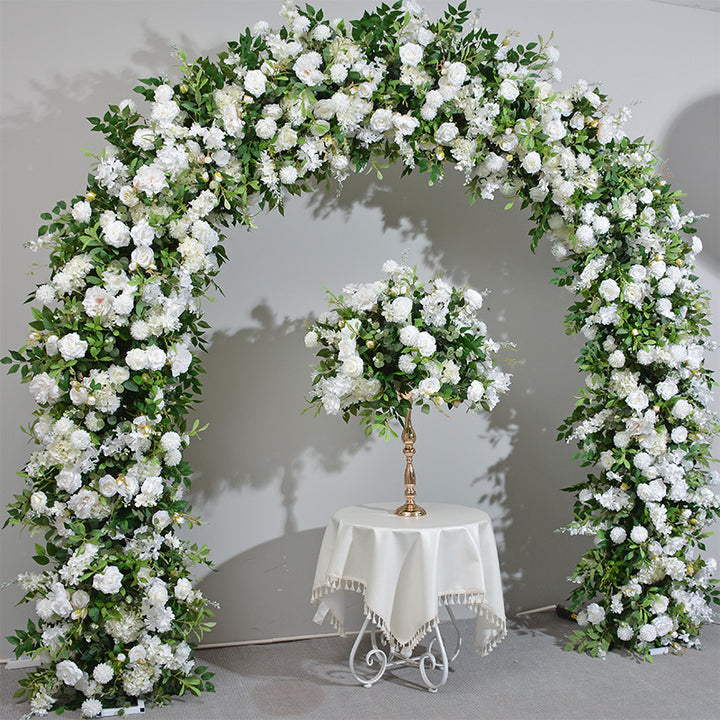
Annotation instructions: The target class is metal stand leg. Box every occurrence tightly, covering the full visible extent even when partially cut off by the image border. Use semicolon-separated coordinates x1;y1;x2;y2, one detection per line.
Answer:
348;612;462;692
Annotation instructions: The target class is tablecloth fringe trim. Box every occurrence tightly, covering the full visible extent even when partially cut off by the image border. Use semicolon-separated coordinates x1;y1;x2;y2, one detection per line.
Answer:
312;577;506;655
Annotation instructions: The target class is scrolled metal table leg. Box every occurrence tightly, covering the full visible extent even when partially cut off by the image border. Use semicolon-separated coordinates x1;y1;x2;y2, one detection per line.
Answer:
349;615;388;688
418;623;450;692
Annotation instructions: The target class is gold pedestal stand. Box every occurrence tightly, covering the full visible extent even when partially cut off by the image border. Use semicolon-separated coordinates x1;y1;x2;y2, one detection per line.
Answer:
395;406;426;517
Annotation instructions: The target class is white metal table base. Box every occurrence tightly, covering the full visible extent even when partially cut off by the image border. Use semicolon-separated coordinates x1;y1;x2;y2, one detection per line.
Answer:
348;606;462;692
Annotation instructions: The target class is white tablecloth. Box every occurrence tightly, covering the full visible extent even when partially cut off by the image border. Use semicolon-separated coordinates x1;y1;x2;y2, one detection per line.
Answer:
312;502;506;655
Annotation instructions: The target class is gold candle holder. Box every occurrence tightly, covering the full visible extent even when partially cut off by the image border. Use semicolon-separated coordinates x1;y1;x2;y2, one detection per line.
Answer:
395;406;426;517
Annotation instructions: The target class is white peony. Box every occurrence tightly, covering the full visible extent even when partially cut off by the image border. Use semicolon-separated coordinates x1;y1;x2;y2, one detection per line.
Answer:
133;164;168;196
294;52;324;85
29;372;61;404
72;201;92;223
126;348;147;371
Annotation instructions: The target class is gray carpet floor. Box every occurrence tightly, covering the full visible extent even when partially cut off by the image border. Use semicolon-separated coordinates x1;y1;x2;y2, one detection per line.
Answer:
2;612;718;720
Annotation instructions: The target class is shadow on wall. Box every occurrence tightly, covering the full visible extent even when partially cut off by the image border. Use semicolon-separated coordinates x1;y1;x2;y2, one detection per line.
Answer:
184;304;371;535
190;162;594;633
663;93;720;269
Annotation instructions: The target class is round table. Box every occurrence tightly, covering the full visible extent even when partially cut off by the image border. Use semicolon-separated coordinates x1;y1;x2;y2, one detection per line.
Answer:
311;502;506;691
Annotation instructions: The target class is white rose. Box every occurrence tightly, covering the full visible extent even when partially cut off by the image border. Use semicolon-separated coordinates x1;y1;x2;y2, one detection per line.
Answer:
434;122;458;146
626;389;649;412
608;350;625;368
293;51;324;85
98;474;118;497
244;69;267;97
399;42;423;66
151;100;180;126
57;659;83;687
58;333;88;361
416;331;436;357
341;356;363;378
521;151;541;174
671;426;688;444
418;377;441;396
133;127;156;151
57;468;82;494
322;394;341;415
71;589;90;609
126;348;147;371
68;488;100;519
133;164;168;196
72;201;92;223
468;380;485;403
147;581;169;607
93;565;123;595
103;219;131;248
30;491;47;513
130;246;154;269
370;108;394;133
392;113;419;136
255;117;277;140
304;330;319;348
599;279;620;302
672;399;692;419
388;296;413;322
445;62;467;86
174;577;193;601
623;282;644;306
498;78;519;101
586;603;606;625
275;125;298;151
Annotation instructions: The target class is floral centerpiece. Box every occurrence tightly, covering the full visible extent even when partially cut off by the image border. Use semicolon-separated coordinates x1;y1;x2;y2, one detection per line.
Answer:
305;260;513;436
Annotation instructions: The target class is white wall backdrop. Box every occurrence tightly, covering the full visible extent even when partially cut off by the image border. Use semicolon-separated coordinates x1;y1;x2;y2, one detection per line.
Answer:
1;0;718;657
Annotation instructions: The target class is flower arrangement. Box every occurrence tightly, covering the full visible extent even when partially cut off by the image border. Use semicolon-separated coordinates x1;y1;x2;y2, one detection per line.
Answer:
3;0;719;714
305;260;513;437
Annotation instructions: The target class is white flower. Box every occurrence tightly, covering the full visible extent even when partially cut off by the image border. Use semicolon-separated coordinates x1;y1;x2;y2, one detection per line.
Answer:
399;42;423;66
398;354;417;373
81;699;103;718
418;377;441;396
153;510;172;530
608;350;625;368
322;394;341;415
103;219;131;248
175;577;193;601
521;151;541;174
294;52;323;85
626;388;649;412
98;474;118;497
68;488;101;519
630;526;649;544
93;663;114;685
58;333;88;361
133;164;168;196
304;330;319;348
57;659;83;686
672;399;692;419
652;615;673;637
598;279;620;302
656;379;678;401
279;165;298;185
255;117;277;139
617;623;634;641
586;603;606;625
72;201;92;223
275;125;298;151
71;589;90;609
498;78;519;101
341;356;363;378
468;381;485;403
610;526;627;544
93;565;123;594
434;122;458;145
386;296;413;322
638;624;657;643
30;491;47;513
244;69;267;97
29;372;61;404
444;62;467;86
416;331;436;357
147;581;169;607
393;113;419;136
126;348;147;371
370;109;394;133
133;127;156;151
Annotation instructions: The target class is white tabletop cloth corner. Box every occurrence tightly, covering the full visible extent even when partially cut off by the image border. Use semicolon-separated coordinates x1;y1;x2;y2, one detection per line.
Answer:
311;502;506;655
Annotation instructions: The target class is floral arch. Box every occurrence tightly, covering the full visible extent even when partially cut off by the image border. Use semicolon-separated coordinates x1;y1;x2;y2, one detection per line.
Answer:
4;1;718;715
